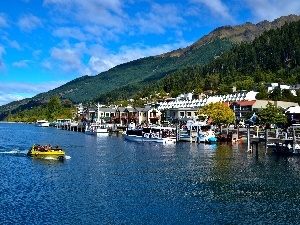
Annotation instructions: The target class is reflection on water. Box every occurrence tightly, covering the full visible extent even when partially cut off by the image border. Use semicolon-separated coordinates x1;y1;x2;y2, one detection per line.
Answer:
1;123;300;224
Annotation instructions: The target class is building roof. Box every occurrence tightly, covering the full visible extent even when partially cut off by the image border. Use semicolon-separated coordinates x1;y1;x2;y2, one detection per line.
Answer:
98;107;116;113
237;100;256;106
227;100;256;107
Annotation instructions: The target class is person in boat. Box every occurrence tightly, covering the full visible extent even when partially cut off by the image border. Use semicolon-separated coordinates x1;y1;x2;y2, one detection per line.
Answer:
38;146;44;152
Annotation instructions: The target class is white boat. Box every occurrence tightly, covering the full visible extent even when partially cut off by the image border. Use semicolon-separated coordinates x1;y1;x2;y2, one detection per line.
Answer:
122;123;176;144
179;120;217;143
85;123;109;135
35;119;50;127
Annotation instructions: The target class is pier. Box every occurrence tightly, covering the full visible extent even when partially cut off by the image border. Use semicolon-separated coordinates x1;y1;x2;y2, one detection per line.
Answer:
51;120;300;155
242;126;300;155
55;122;86;132
53;121;123;136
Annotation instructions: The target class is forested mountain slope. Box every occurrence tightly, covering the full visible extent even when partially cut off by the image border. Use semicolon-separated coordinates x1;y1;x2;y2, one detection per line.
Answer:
159;19;300;97
94;15;300;103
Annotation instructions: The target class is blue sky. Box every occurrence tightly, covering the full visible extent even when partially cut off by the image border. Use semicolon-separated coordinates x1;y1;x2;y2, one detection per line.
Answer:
1;0;300;106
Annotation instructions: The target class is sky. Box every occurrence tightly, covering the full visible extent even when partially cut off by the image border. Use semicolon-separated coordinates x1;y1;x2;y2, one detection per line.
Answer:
1;0;300;106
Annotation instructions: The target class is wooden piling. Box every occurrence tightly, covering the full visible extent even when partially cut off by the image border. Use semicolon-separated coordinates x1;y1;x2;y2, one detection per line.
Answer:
265;128;268;150
247;127;250;151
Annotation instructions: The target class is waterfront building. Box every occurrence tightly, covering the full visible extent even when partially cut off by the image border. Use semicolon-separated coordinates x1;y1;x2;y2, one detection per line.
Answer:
157;91;298;122
76;90;299;126
229;100;298;121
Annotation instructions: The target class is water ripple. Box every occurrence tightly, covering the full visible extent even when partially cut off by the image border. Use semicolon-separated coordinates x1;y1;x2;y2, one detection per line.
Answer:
1;123;300;224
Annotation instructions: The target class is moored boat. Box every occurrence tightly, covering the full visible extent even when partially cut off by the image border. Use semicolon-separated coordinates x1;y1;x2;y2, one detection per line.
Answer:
122;123;176;144
27;144;65;160
35;119;50;127
179;120;217;143
85;123;110;135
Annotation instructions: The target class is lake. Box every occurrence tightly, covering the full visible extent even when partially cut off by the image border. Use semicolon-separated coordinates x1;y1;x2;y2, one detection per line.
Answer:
1;122;300;224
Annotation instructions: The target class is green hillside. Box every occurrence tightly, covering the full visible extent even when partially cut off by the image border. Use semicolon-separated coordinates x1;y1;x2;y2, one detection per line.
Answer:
159;20;300;98
97;19;300;105
35;38;234;103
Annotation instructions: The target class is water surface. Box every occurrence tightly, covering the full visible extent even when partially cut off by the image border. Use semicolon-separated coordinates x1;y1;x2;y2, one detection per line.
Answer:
0;123;300;224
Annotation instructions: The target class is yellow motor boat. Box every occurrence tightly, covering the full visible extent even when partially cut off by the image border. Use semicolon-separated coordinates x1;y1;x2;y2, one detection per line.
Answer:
28;144;65;160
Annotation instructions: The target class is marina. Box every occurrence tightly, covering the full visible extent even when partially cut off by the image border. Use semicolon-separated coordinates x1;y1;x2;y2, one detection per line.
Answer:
49;118;300;155
2;122;300;224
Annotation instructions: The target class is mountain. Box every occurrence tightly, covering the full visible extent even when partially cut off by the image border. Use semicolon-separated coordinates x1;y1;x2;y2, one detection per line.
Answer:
157;17;300;101
164;14;300;57
1;14;300;120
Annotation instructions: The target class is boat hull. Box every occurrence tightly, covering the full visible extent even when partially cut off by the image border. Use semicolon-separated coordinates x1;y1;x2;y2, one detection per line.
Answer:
28;145;65;160
85;124;109;135
85;130;109;135
35;122;50;127
122;133;176;144
179;135;197;142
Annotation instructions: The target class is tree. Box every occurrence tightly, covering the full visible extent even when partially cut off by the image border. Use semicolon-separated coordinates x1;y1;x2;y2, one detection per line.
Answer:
255;83;269;100
197;102;235;125
205;74;220;93
193;87;203;95
281;89;296;102
63;99;73;108
216;84;230;95
295;89;300;105
257;102;287;126
46;96;63;120
269;86;282;101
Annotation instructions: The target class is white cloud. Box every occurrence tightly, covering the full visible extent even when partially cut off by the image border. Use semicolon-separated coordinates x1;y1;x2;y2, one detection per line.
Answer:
48;41;90;75
190;0;234;22
88;40;192;74
51;47;82;72
246;0;300;22
0;45;6;55
0;80;67;106
0;81;66;94
18;14;42;32
12;60;31;68
136;3;185;34
42;0;128;47
43;0;125;27
53;27;89;41
0;45;6;72
9;40;22;50
40;1;194;77
0;13;9;27
0;93;26;106
41;60;52;70
32;50;43;60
